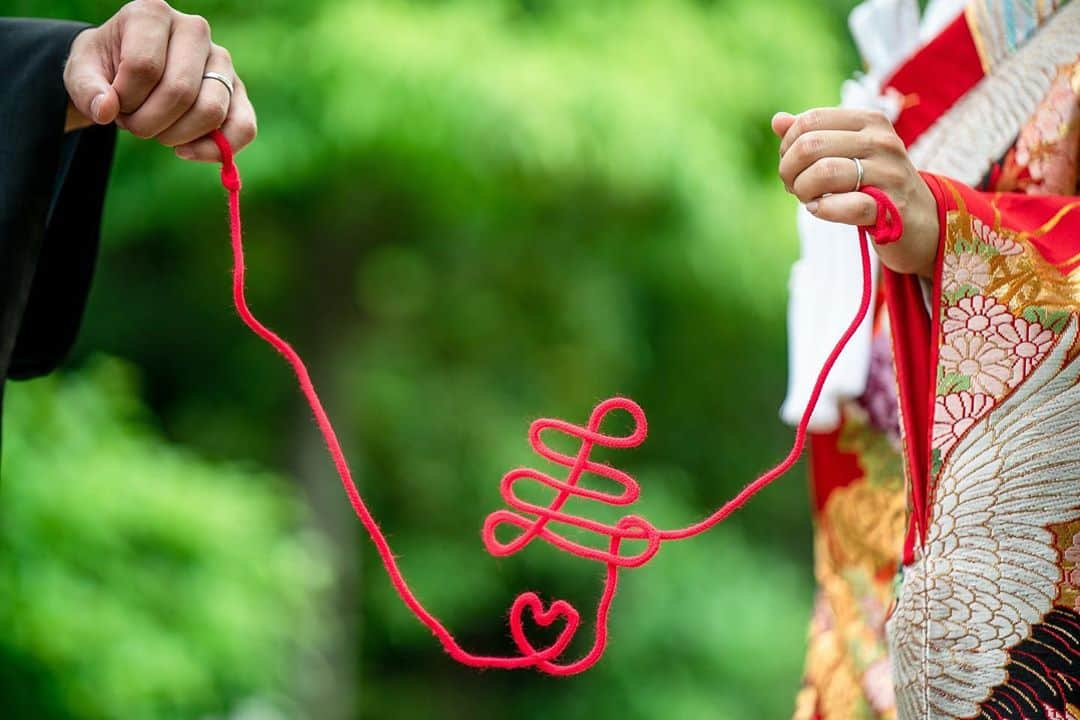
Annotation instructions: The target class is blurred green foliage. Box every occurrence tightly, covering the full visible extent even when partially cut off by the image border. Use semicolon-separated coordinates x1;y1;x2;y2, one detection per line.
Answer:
5;1;859;717
1;361;329;719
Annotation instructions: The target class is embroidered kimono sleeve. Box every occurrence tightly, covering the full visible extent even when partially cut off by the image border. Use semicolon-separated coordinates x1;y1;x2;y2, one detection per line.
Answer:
884;173;1080;720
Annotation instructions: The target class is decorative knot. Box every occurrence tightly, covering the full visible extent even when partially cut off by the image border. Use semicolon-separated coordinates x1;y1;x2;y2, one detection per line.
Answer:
210;129;242;192
860;185;904;245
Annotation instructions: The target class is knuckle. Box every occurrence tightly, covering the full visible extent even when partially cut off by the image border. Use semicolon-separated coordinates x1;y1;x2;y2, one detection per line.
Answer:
787;137;812;168
799;110;821;133
800;134;824;160
186;13;211;36
132;0;171;15
867;130;896;153
857;129;876;156
867;130;887;150
779;167;794;189
202;96;230;126
822;157;844;180
786;139;805;165
865;109;889;127
238;118;257;145
792;177;815;202
124;53;164;81
165;77;200;106
884;133;907;155
124;117;154;139
213;44;233;63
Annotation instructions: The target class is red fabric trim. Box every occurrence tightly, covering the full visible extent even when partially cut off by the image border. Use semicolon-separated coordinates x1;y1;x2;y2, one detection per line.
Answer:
883;173;948;565
884;13;985;147
993;192;1080;274
808;428;865;514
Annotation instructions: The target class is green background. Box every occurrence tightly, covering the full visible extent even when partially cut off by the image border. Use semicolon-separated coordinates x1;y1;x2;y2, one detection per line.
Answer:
4;1;862;717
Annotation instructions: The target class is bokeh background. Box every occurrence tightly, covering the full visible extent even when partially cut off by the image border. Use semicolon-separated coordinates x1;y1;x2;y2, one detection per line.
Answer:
4;1;865;717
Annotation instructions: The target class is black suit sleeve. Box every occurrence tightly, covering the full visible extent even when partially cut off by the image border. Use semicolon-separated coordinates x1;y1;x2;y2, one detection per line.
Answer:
0;19;117;382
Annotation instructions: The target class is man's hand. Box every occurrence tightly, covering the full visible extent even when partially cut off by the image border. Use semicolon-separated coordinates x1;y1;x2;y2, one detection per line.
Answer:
63;0;256;161
773;108;939;277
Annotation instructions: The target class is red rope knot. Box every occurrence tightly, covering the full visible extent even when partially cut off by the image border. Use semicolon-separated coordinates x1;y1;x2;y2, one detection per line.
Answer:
482;397;658;568
212;123;904;675
859;185;903;245
210;129;242;192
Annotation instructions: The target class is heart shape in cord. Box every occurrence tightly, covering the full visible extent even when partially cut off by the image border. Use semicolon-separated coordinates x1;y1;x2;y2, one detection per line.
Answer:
509;592;581;664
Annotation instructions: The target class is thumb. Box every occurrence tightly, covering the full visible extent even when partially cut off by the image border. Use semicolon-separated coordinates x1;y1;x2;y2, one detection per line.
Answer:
63;33;121;125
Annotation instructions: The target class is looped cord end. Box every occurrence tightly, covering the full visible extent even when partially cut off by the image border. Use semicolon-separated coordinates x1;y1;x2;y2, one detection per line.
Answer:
859;185;903;245
210;129;242;192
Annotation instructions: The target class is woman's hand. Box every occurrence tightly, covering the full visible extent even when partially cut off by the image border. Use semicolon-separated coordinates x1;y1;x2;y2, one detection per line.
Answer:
63;0;256;161
773;108;938;277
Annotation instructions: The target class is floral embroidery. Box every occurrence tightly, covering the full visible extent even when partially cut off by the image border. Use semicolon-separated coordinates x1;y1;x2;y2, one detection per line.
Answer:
971;216;1023;256
942;252;990;295
932;391;995;457
798;385;905;720
990;315;1057;384
1014;62;1080;195
942;294;1012;339
939;331;1012;395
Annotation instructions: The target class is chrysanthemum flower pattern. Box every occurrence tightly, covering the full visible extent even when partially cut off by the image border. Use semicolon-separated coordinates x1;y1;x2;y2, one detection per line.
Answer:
942;252;990;294
939;332;1012;396
990;315;1056;385
932;222;1063;460
971;217;1022;256
933;391;996;457
943;295;1011;339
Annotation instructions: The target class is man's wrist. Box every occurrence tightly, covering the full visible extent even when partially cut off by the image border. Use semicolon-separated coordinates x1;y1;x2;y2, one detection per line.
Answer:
63;26;97;133
65;100;93;133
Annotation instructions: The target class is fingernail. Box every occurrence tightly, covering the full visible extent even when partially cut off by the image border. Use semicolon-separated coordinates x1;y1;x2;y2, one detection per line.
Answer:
175;147;194;159
90;93;105;123
806;200;819;214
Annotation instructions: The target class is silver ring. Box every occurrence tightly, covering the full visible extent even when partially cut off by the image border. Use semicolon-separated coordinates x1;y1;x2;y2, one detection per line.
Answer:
852;156;864;192
202;71;234;100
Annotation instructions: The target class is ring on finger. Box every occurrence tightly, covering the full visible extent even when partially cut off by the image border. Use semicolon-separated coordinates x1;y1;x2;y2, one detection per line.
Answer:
202;71;234;100
852;157;864;193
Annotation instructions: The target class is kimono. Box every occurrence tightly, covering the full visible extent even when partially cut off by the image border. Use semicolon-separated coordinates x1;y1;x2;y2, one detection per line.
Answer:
0;19;116;450
792;2;1080;719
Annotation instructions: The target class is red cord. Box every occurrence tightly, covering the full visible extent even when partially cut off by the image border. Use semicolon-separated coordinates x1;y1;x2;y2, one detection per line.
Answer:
209;130;903;675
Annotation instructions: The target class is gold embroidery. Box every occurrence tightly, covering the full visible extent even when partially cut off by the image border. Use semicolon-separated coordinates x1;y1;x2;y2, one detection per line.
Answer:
797;409;905;720
938;178;1080;312
984;248;1080;312
1016;200;1080;242
1051;519;1080;611
824;482;906;575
